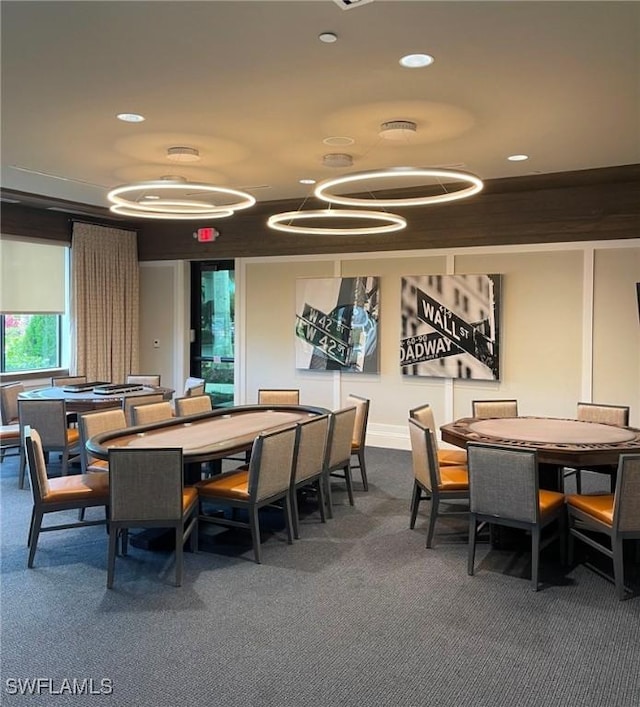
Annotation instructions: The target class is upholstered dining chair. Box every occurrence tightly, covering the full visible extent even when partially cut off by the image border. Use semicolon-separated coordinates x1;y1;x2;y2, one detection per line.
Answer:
174;394;212;417
107;447;198;588
290;413;331;539
122;393;164;426
0;423;21;463
184;377;206;397
18;399;81;489
471;399;519;419
131;401;174;426
346;394;370;491
566;453;640;600
78;408;127;476
467;442;565;591
196;424;299;564
564;402;631;493
408;417;469;548
51;375;88;387
258;388;300;405
1;382;23;425
126;374;161;387
409;403;468;468
324;406;357;519
23;426;109;568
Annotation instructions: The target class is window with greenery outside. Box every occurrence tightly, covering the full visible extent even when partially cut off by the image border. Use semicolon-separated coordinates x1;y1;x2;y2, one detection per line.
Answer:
2;314;60;372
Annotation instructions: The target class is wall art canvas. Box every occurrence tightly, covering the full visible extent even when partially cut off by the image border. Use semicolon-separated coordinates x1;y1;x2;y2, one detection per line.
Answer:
295;276;380;373
401;274;502;380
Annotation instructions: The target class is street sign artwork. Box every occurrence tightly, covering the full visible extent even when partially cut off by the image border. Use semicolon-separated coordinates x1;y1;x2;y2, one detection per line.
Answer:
400;274;501;380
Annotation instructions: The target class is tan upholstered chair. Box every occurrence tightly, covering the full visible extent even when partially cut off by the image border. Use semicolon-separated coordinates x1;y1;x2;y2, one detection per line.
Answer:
410;404;468;468
408;417;469;548
126;374;161;387
565;403;631;493
566;453;640;600
196;424;299;564
258;389;300;405
18;399;81;489
1;382;23;425
184;377;206;397
107;448;198;588
467;442;565;591
51;375;88;387
175;394;212;417
290;414;330;538
23;426;108;568
324;407;357;518
346;394;370;491
122;393;164;426
1;423;21;462
78;409;127;476
472;399;519;419
131;401;174;426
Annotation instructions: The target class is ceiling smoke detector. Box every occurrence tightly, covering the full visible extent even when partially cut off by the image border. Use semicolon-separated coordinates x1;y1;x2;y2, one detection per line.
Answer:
322;153;353;168
167;146;201;163
332;0;375;9
379;120;417;141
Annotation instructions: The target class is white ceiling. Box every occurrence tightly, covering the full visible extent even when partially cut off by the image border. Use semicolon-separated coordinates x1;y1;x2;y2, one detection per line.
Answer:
1;0;639;211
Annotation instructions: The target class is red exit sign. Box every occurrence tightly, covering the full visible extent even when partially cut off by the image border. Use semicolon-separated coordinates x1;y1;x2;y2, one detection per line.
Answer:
195;227;219;243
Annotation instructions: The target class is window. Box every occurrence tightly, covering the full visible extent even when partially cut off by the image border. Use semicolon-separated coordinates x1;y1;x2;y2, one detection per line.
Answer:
1;314;61;372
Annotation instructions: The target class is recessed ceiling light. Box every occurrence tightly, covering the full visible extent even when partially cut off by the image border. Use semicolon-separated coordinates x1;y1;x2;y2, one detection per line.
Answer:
399;54;434;68
116;113;145;123
508;154;529;162
323;136;355;147
299;178;316;185
322;153;353;168
379;120;417;141
319;32;338;43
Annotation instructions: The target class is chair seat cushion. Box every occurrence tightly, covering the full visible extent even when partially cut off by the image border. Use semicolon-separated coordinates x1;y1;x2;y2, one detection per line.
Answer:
539;489;565;516
566;493;614;526
438;449;468;467
197;469;249;500
44;475;109;503
183;486;198;511
66;428;80;445
87;460;109;472
0;424;20;441
438;465;469;490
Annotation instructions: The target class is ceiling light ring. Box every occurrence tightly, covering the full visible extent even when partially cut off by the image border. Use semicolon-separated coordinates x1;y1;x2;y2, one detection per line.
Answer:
314;167;483;207
109;204;234;220
267;209;406;236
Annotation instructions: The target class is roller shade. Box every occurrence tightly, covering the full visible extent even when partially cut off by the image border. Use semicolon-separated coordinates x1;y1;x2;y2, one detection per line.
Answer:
1;238;67;314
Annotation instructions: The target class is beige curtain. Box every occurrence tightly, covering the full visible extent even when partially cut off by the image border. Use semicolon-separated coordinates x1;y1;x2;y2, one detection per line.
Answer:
70;222;139;383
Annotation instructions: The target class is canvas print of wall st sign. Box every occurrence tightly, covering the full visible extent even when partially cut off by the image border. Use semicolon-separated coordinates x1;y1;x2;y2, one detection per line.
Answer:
401;274;502;380
295;276;380;373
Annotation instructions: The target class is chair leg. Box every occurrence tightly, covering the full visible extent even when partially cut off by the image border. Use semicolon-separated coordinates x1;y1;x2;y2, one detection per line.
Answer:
426;497;439;549
575;470;582;494
249;506;262;564
107;526;118;589
290;488;300;540
317;480;327;524
409;481;421;529
27;509;43;567
175;526;183;587
531;526;541;591
27;508;37;548
612;537;626;600
557;512;567;566
467;515;478;576
283;496;294;545
324;472;334;519
344;464;355;506
60;449;69;477
18;449;27;490
357;448;368;491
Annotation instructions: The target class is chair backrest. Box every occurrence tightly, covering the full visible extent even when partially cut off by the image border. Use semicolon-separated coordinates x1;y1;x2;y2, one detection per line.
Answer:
126;374;161;387
346;394;369;448
293;414;330;485
131;401;174;426
51;375;87;388
18;399;68;447
326;407;357;471
1;382;23;424
108;448;184;522
577;402;630;426
258;388;300;405
614;454;640;533
175;394;212;417
122;393;164;426
184;377;206;397
23;426;50;501
408;417;440;493
472;399;519;419
78;408;127;473
467;442;539;523
409;403;442;451
247;424;298;502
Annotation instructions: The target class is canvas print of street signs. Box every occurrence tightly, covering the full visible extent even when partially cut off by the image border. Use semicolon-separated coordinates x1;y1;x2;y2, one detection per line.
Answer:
296;276;380;373
401;274;501;380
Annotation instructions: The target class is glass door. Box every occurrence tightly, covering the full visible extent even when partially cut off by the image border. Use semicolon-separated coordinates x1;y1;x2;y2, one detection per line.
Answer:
190;260;235;407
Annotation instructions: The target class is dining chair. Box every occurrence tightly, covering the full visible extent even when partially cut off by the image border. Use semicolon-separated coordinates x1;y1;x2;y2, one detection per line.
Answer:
126;374;161;387
324;406;357;519
347;393;370;491
471;399;519;419
23;426;109;568
564;402;631;493
107;447;198;588
183;377;206;397
409;403;468;468
122;393;164;426
131;401;174;426
258;388;300;405
566;453;640;600
290;413;330;539
78;408;127;476
0;382;23;462
196;424;299;564
174;394;212;417
408;417;469;548
467;442;565;591
51;375;88;387
18;399;81;489
1;423;22;463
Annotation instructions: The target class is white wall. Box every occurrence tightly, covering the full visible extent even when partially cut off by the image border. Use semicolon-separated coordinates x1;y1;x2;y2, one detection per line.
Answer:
139;239;640;448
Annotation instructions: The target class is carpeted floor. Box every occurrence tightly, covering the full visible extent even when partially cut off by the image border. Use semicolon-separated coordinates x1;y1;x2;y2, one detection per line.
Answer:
1;447;638;707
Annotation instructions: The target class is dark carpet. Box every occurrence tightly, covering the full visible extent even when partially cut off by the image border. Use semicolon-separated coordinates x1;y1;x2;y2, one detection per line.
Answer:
1;448;638;707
